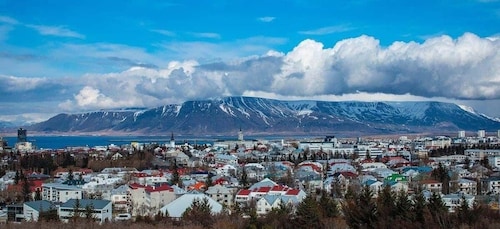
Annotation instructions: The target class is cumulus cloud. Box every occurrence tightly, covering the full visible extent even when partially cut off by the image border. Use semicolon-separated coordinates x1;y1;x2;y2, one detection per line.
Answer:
2;33;500;118
54;33;500;113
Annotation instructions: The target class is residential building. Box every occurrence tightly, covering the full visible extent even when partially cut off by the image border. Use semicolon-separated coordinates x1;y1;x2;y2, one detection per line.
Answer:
420;180;443;194
205;184;236;209
456;178;477;195
23;200;54;222
42;183;83;203
58;199;112;224
442;193;474;213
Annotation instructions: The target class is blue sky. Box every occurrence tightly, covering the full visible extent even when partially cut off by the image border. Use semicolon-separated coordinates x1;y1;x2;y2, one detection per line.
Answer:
0;0;499;124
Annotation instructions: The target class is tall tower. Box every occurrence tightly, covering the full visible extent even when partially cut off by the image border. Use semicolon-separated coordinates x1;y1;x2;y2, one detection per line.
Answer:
458;130;466;138
17;128;27;143
478;130;485;138
170;132;175;148
238;127;244;141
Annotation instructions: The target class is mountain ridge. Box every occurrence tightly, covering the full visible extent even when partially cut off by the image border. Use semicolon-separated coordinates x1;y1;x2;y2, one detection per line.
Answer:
28;96;500;135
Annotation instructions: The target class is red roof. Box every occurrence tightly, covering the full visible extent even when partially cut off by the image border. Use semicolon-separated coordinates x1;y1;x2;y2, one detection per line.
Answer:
254;187;271;193
236;189;251;196
285;189;300;196
271;185;288;192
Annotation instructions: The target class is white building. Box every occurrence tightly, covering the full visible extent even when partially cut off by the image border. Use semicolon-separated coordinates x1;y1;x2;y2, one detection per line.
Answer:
488;156;500;169
458;131;466;138
205;184;236;209
23;200;54;222
42;183;83;203
442;193;474;213
58;199;112;224
478;130;486;138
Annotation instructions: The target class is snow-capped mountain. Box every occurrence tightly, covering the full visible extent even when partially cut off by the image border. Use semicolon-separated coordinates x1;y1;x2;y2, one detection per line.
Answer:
29;96;500;135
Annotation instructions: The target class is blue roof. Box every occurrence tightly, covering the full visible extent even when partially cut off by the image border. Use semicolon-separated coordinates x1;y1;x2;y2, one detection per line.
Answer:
24;200;54;212
402;166;432;173
60;199;111;209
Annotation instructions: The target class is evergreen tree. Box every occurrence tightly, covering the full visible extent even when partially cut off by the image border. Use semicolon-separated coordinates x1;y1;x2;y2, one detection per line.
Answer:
67;169;74;182
204;174;212;189
295;195;322;229
171;159;181;187
265;200;293;228
34;188;42;201
427;192;450;228
14;170;20;185
22;175;32;202
319;190;339;218
182;197;214;228
84;203;95;222
394;189;412;223
343;185;377;229
240;167;249;188
72;198;82;221
412;190;427;225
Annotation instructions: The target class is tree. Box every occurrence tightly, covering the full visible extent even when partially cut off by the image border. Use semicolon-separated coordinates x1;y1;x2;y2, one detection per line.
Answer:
14;170;20;185
34;189;42;201
182;197;214;228
343;185;377;229
319;190;339;218
412;190;427;225
264;200;294;228
295;195;322;229
171;159;181;187
205;173;213;188
72;198;82;221
84;202;95;222
67;169;74;182
22;175;32;202
240;167;249;188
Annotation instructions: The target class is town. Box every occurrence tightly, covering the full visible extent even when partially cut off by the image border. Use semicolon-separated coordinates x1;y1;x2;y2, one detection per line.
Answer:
1;128;500;228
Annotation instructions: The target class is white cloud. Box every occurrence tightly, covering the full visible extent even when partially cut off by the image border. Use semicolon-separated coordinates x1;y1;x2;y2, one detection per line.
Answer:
151;29;176;37
190;32;221;39
26;24;85;39
0;15;19;25
2;32;500;119
258;16;276;22
299;25;353;35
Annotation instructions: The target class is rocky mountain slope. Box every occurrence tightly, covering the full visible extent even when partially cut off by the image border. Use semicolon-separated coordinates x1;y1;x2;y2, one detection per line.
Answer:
29;96;500;135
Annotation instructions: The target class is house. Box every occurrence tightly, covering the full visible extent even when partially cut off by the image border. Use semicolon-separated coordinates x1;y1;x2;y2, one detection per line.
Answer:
456;178;477;195
441;193;475;213
205;184;236;209
159;192;223;218
420;180;443;194
58;199;112;224
6;204;23;222
110;185;130;211
42;183;83;203
480;176;500;195
128;183;176;216
23;200;55;222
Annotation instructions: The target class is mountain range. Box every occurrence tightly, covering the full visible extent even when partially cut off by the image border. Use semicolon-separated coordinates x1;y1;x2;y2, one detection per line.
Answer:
28;96;500;136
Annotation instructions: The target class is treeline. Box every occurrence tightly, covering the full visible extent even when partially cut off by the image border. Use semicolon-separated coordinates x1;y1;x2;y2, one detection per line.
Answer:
343;186;500;229
6;186;500;229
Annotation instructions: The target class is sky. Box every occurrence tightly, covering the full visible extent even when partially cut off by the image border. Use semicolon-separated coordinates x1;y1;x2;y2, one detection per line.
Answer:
0;0;499;124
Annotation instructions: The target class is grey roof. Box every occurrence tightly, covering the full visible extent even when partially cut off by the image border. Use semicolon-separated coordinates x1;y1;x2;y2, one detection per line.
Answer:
60;199;111;210
24;200;54;212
